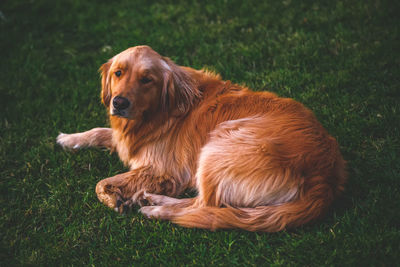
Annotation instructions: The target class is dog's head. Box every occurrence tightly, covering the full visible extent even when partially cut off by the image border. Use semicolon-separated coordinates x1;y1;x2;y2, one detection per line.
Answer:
100;45;199;120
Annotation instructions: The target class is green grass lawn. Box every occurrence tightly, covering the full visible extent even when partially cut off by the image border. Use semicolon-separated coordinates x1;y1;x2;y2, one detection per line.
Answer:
1;0;399;265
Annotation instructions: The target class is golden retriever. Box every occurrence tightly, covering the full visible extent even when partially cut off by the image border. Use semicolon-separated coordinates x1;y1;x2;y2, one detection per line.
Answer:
57;45;346;232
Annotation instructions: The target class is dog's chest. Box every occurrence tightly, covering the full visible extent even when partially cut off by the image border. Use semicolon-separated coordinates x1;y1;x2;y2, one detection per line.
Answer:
112;129;186;174
112;130;132;166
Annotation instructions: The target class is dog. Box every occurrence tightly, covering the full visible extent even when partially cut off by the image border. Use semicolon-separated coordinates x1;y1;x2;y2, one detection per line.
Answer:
57;45;346;232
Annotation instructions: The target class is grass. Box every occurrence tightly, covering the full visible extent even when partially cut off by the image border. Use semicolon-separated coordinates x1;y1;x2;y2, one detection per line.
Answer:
0;0;399;265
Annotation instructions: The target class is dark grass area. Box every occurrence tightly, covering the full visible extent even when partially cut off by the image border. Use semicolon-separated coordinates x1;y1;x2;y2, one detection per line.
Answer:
1;0;399;265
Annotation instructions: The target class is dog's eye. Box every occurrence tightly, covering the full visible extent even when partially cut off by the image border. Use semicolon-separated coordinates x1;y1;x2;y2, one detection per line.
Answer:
140;77;152;84
115;70;122;77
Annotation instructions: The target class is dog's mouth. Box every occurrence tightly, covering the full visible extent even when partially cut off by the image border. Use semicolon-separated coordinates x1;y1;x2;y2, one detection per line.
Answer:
111;109;128;118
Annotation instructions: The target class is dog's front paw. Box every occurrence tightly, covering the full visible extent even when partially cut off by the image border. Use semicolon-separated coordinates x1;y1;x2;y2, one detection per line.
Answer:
95;180;125;212
56;132;84;150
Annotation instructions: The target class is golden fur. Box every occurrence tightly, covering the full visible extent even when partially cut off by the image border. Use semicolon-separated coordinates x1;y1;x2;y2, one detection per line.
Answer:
57;45;346;232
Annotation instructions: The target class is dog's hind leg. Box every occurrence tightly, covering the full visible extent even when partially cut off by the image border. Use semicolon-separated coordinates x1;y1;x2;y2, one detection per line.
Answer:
140;197;199;220
140;192;196;207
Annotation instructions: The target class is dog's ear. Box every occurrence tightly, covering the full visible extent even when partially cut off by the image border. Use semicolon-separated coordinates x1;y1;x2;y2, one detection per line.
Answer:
161;57;200;115
99;59;112;107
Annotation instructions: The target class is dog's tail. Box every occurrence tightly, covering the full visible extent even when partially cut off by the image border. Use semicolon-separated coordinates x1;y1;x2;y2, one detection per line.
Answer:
171;175;345;232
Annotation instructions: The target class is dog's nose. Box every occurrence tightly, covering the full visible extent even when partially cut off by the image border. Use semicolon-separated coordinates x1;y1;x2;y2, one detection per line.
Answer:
113;96;130;110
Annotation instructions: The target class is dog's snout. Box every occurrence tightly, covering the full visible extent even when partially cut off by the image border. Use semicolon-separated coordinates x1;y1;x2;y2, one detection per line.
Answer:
113;96;130;110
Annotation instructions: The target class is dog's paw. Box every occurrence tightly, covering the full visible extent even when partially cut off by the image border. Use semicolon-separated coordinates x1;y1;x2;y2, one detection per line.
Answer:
56;132;84;150
139;191;183;206
113;190;148;214
139;191;167;206
139;206;163;219
96;181;126;212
